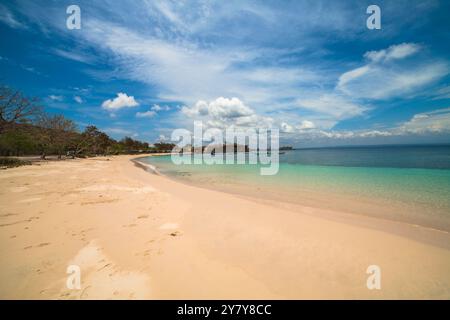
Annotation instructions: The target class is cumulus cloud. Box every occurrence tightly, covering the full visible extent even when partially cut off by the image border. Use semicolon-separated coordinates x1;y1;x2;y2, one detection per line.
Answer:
297;120;316;130
398;108;450;134
182;97;253;119
181;97;326;141
135;104;170;118
181;97;273;129
151;104;170;112
280;122;294;133
281;107;450;141
101;93;139;111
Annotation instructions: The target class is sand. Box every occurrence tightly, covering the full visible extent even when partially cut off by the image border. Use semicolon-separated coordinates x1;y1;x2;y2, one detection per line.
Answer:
0;155;449;299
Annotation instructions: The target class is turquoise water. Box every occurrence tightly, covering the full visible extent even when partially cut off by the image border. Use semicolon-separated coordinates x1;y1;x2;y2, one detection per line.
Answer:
141;145;450;230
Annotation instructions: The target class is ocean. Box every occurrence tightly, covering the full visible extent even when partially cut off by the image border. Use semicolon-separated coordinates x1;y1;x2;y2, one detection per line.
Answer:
140;144;450;231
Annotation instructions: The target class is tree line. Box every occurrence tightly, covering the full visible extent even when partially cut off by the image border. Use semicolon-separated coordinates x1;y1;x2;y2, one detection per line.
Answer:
0;85;174;158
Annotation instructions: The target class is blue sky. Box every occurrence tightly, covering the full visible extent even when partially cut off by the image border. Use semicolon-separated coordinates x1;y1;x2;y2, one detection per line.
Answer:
0;0;449;147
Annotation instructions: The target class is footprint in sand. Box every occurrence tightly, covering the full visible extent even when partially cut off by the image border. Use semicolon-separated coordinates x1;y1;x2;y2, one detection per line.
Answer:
123;224;137;228
0;213;17;218
37;242;50;247
24;243;50;249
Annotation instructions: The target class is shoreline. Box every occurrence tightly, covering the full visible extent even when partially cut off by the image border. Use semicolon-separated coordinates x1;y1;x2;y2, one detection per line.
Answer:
134;156;450;248
1;155;450;299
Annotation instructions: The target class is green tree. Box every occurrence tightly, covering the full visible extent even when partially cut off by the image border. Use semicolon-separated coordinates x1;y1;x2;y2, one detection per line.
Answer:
75;126;114;156
36;114;78;159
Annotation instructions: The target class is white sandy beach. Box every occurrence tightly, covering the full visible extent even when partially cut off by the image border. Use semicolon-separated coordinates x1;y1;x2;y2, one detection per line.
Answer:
0;155;449;299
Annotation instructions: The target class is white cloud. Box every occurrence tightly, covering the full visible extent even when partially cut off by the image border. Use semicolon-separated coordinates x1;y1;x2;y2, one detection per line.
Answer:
337;43;448;100
74;96;83;104
358;130;392;138
364;43;421;62
101;92;139;111
181;97;273;129
151;104;170;111
283;107;450;141
69;18;327;120
0;5;27;29
337;66;370;88
54;49;94;64
11;2;450;142
297;94;367;120
297;120;316;130
182;97;254;120
243;67;321;85
432;86;450;100
398;108;450;134
136;110;157;118
280;122;294;133
338;62;449;100
49;95;63;101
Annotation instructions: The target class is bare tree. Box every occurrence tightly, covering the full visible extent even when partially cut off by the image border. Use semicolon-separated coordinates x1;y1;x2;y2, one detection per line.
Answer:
37;114;77;159
0;85;43;133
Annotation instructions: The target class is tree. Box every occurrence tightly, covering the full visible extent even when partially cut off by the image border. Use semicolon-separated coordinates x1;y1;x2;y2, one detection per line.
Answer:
118;136;151;153
36;114;77;159
0;127;39;156
0;85;43;133
153;142;175;153
0;85;159;158
75;126;114;156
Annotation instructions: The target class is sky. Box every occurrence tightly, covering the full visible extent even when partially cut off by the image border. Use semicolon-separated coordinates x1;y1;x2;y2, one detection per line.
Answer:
0;0;449;147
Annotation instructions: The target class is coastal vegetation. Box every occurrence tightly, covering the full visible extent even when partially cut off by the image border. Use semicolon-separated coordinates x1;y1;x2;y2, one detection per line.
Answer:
0;157;31;169
0;85;175;158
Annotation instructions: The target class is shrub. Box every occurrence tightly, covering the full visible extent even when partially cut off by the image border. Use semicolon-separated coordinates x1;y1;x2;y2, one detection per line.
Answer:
0;157;32;168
